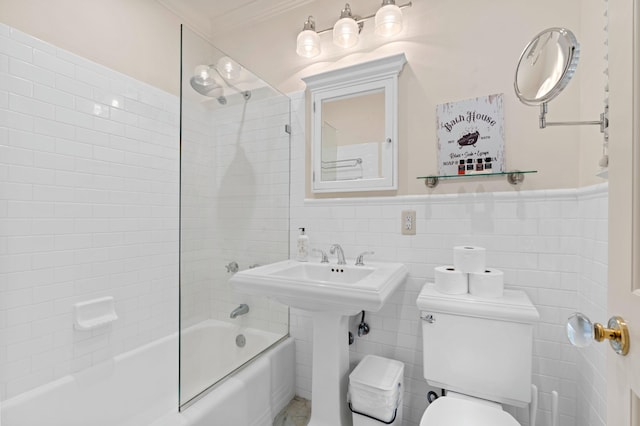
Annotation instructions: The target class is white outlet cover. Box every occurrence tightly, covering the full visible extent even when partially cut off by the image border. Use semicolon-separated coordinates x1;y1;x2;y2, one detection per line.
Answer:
401;210;416;235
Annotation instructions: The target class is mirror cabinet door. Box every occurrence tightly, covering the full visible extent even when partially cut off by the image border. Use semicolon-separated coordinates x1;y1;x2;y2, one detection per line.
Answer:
302;53;406;193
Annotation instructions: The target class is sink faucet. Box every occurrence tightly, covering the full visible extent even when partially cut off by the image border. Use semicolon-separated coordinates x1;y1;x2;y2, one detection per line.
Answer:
329;244;346;265
230;304;249;319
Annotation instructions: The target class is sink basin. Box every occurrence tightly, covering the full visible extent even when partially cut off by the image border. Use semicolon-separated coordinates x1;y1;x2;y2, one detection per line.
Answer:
230;259;408;315
270;262;374;284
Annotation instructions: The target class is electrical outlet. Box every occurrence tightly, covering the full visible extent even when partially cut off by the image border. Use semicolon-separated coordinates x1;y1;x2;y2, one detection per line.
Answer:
401;210;416;235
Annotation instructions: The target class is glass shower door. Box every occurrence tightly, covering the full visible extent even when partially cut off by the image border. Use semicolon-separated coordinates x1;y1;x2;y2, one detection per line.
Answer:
179;25;290;407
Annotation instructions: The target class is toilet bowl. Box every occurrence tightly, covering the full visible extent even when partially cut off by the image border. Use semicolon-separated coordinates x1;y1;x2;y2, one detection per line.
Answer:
416;283;539;426
420;392;520;426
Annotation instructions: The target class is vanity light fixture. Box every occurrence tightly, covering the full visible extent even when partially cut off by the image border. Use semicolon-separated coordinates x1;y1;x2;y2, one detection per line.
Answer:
191;64;224;98
295;1;412;58
333;3;360;48
216;56;241;80
296;16;321;58
375;0;404;37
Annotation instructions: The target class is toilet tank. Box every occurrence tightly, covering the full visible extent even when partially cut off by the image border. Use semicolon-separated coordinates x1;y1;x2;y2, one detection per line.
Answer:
416;283;539;407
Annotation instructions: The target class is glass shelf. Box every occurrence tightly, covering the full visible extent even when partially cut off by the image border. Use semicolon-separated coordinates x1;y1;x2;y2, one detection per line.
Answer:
417;170;537;188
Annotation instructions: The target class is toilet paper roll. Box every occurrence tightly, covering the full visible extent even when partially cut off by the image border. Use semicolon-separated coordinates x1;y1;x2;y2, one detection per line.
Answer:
434;266;468;295
453;246;486;273
469;268;504;298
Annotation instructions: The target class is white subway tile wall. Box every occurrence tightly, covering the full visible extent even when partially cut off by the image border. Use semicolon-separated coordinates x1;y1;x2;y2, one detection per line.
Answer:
576;189;608;426
288;91;607;426
205;97;291;333
0;23;180;400
180;94;291;334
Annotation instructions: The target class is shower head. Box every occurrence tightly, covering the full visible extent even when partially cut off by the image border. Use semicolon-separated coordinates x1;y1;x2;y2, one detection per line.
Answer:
189;65;223;97
189;64;251;104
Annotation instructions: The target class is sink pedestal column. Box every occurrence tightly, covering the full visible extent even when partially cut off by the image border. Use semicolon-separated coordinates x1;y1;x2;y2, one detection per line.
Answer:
307;311;352;426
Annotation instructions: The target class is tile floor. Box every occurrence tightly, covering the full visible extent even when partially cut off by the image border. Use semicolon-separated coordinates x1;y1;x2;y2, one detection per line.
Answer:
273;396;311;426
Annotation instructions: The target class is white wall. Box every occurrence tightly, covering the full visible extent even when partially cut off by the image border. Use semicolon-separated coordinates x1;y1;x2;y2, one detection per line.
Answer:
288;90;608;426
214;0;608;193
0;1;610;192
0;23;179;400
0;0;183;95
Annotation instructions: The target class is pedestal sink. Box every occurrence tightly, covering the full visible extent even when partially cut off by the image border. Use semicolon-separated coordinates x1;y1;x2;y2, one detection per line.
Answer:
230;259;408;426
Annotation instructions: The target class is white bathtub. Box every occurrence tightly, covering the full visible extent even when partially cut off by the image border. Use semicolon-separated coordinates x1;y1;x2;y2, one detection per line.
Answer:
179;320;287;404
1;320;294;426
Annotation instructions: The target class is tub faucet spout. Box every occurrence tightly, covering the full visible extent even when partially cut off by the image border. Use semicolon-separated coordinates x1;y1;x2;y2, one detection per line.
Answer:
230;304;249;319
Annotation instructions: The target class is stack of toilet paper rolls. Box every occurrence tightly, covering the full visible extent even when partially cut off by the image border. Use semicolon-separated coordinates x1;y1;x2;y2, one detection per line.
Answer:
434;246;504;298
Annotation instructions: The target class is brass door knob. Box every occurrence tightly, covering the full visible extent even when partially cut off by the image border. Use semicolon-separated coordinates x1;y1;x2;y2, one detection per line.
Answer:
567;312;629;356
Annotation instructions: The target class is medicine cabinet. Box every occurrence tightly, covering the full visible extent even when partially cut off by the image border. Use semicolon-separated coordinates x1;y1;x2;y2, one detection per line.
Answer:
302;53;406;193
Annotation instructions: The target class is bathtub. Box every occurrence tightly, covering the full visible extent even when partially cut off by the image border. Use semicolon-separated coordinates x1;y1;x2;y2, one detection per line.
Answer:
1;320;294;426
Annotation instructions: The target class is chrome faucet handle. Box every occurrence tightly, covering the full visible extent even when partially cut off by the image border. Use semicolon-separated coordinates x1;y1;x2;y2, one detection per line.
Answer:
329;244;346;265
312;249;329;263
355;251;375;266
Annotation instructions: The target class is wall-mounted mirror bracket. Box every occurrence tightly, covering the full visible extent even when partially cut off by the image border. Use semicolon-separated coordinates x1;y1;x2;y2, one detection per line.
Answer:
515;27;609;142
539;103;609;141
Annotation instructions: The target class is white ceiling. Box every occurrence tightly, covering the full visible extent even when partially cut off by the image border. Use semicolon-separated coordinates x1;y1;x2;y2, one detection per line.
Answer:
156;0;318;38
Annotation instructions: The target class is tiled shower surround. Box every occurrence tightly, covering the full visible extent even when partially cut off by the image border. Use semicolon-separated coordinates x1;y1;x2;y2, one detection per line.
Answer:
0;23;291;404
0;24;180;400
1;21;607;426
180;95;290;333
288;92;608;426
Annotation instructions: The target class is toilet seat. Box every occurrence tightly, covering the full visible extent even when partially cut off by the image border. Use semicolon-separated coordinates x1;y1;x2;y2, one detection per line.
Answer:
420;395;521;426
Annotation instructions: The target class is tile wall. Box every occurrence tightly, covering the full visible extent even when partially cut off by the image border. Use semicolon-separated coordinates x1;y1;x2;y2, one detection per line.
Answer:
180;93;291;334
0;23;180;400
0;23;293;403
576;189;608;426
288;91;608;426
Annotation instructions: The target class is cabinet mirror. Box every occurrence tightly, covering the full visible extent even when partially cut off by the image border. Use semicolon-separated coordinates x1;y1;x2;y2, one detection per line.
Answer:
302;53;407;193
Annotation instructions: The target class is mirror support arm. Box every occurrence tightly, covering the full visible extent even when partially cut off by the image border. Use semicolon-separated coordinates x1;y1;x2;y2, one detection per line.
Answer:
539;103;609;137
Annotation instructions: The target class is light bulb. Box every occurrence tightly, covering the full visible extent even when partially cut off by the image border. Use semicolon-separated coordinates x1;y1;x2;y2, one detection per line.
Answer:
193;65;211;84
333;17;359;48
216;57;241;80
297;30;321;58
190;64;223;97
375;3;403;37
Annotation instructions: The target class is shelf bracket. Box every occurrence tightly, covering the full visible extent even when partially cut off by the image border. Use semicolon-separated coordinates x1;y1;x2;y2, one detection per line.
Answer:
507;171;525;185
424;176;439;188
422;170;528;188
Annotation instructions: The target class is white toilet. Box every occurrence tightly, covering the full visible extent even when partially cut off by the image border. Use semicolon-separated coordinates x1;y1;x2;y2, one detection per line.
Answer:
416;283;540;425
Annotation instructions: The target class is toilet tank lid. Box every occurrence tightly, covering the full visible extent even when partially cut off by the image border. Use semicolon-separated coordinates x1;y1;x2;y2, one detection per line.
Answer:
416;283;539;323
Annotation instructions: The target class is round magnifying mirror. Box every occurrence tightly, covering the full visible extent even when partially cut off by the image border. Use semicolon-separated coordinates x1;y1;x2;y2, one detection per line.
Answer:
514;28;580;106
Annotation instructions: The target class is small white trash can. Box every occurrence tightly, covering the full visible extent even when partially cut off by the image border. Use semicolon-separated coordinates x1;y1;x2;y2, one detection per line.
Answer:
348;355;404;426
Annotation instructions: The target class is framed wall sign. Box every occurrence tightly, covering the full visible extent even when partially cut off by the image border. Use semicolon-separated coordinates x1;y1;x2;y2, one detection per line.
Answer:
436;94;505;176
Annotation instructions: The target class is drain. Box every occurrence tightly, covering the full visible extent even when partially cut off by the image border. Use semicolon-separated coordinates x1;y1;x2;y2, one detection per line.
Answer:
235;334;246;348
